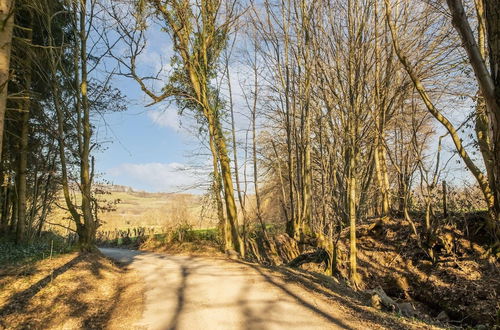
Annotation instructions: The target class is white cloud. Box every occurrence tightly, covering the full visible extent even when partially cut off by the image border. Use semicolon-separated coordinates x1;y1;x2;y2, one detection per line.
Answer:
147;109;181;130
107;162;209;193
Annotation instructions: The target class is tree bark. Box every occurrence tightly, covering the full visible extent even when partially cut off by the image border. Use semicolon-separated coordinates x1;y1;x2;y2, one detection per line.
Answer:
15;13;33;244
446;0;500;228
484;0;500;226
374;133;390;216
227;57;249;240
251;59;266;235
0;0;14;161
0;179;9;233
442;180;448;218
75;0;97;252
211;113;244;257
15;83;29;244
209;131;231;251
348;152;360;288
37;156;55;237
373;0;391;216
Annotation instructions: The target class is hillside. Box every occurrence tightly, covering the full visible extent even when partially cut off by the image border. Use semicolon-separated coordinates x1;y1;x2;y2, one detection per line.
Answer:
45;187;218;235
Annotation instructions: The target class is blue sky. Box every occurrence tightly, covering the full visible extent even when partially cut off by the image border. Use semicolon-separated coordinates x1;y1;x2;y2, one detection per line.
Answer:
92;27;211;193
92;19;236;194
89;8;260;194
94;77;203;192
90;7;477;194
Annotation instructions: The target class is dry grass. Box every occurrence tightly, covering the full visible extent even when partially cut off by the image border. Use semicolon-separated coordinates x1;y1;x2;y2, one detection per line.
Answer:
46;191;219;235
0;252;144;329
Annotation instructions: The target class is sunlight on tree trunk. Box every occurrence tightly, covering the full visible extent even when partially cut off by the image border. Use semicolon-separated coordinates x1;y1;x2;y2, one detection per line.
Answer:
0;0;14;161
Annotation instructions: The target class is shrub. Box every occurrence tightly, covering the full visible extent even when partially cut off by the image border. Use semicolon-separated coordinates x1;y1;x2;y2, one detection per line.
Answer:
0;232;74;266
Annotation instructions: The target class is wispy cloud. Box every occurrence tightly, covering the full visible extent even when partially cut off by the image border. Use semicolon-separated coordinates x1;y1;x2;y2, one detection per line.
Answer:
147;108;181;131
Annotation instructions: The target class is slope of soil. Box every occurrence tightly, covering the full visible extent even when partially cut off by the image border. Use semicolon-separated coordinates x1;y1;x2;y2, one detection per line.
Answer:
336;216;499;327
0;252;144;329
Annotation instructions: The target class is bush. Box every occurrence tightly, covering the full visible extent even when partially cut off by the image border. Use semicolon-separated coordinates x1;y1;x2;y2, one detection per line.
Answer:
171;223;193;242
0;232;74;266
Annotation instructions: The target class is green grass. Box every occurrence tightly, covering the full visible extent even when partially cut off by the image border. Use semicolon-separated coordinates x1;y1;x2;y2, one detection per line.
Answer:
99;227;220;249
0;233;75;266
189;228;218;241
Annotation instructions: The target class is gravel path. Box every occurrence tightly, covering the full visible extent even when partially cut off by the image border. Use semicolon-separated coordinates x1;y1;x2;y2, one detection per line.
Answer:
100;248;426;330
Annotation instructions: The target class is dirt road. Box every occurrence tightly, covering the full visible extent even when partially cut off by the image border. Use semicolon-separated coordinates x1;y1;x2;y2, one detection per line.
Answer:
100;248;429;330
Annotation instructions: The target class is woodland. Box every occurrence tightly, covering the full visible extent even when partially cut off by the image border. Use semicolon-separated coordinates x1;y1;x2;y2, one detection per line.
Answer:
0;0;499;328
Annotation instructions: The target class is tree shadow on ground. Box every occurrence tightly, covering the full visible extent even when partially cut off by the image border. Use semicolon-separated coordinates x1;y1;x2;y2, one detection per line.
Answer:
237;260;423;330
0;252;138;329
159;255;354;329
243;262;353;329
166;264;189;330
98;250;435;329
0;253;85;321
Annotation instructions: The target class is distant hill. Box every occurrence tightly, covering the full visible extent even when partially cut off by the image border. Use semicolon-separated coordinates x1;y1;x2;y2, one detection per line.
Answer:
45;188;219;234
95;184;137;193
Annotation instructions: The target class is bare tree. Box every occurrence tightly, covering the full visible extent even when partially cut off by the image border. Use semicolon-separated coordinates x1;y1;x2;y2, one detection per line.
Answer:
384;0;500;235
109;0;245;256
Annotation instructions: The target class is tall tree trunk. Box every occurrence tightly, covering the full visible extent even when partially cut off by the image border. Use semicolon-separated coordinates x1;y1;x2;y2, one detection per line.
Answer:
227;58;249;239
446;0;500;230
484;0;500;227
474;0;495;213
250;51;266;236
47;3;81;229
0;124;8;234
78;0;96;251
202;88;244;256
210;113;244;257
299;0;313;235
374;133;390;216
52;74;81;230
373;0;390;216
15;87;29;244
302;105;312;233
271;140;289;222
209;131;231;251
10;193;16;233
0;0;14;160
15;13;33;244
285;102;297;239
37;155;55;237
348;149;360;288
0;180;9;233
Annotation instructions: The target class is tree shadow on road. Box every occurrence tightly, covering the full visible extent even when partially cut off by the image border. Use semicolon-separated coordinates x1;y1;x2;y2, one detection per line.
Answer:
239;261;354;329
0;251;144;329
166;264;189;330
235;260;422;330
162;256;354;329
107;251;430;330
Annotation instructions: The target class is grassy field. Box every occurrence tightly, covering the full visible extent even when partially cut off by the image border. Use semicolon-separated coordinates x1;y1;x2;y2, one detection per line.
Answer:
45;189;219;235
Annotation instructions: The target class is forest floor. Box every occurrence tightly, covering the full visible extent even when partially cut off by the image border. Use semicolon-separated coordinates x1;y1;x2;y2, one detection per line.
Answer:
334;216;500;327
2;219;496;329
0;251;143;329
100;247;441;330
